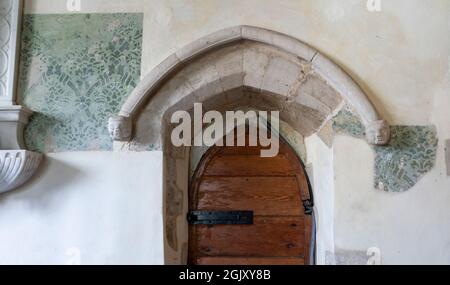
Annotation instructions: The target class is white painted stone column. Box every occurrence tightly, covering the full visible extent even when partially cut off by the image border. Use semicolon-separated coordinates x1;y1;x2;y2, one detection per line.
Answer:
0;0;42;193
0;0;21;105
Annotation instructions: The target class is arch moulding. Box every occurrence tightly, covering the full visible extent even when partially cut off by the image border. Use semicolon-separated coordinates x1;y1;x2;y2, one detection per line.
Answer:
108;25;390;146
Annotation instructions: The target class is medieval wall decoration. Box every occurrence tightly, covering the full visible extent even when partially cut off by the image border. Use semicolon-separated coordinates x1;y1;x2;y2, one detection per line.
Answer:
332;104;366;138
333;104;438;192
18;13;143;152
373;126;438;192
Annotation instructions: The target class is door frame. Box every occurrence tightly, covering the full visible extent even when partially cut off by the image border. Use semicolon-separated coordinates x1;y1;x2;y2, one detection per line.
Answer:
187;132;316;265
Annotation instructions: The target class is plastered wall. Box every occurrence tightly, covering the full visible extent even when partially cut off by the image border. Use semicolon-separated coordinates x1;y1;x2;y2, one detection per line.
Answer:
0;0;448;264
0;151;164;265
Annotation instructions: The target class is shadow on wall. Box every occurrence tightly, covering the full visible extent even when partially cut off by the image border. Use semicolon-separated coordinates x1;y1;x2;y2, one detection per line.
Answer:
0;156;83;210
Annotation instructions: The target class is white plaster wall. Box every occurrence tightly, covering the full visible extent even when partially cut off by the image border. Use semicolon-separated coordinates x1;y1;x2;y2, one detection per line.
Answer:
16;0;450;264
0;152;164;265
334;136;450;265
305;135;335;265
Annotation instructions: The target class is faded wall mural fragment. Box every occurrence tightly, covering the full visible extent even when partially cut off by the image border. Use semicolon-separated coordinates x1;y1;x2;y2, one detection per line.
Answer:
332;105;438;192
373;126;438;192
18;13;143;152
332;104;365;138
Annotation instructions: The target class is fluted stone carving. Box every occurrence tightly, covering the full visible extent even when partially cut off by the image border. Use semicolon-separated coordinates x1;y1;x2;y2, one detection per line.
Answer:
0;0;20;105
0;150;42;193
0;0;41;193
0;0;12;101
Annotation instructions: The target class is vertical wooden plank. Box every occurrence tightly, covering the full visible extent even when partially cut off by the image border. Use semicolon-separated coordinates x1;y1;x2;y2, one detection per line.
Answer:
304;215;312;265
189;132;313;265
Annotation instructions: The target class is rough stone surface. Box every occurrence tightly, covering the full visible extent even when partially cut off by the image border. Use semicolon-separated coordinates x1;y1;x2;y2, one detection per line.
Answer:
113;26;387;149
241;25;316;62
176;26;242;63
311;53;380;125
242;44;271;92
294;75;342;116
283;101;327;137
260;55;304;97
317;121;334;148
127;37;367;150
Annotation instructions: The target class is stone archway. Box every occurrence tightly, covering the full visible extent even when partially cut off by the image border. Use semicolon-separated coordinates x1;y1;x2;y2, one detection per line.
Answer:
108;25;390;148
107;25;390;264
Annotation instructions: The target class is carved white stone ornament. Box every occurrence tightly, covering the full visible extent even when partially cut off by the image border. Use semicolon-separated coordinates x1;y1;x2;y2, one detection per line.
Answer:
109;26;391;147
365;120;391;146
0;150;42;193
0;0;19;105
0;0;42;194
108;115;132;141
0;105;32;149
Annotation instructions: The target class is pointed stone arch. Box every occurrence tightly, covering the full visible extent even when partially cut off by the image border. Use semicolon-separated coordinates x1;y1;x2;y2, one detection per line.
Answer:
108;25;390;148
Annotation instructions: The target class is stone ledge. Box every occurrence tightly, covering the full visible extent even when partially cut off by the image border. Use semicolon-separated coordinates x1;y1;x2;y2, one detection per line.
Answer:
0;105;33;149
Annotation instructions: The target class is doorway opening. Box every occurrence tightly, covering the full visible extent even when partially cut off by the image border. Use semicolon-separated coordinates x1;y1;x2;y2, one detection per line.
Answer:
187;130;315;265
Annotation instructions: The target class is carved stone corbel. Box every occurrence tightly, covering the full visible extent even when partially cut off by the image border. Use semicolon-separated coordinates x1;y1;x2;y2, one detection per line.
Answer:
0;0;42;194
108;115;132;141
365;120;391;146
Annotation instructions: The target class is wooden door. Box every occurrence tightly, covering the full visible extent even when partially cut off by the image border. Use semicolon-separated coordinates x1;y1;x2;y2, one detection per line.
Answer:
188;135;313;265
